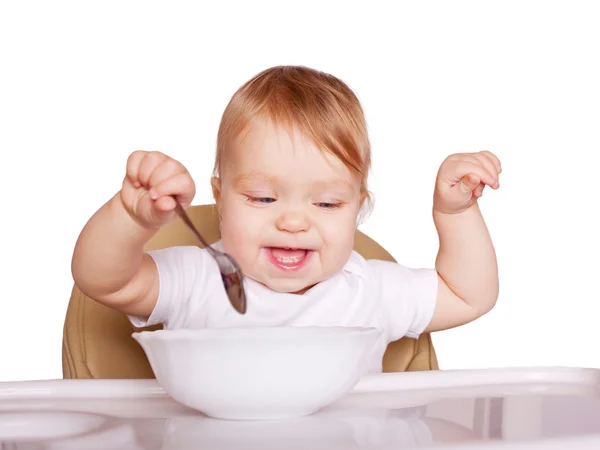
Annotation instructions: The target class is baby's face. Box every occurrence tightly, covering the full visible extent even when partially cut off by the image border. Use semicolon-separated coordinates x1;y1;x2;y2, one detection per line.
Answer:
214;118;363;294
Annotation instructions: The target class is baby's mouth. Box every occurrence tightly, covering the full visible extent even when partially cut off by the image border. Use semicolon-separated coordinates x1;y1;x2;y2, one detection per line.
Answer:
265;247;313;271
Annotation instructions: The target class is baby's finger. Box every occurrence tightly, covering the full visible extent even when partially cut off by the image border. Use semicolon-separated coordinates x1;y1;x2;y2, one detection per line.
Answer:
138;151;168;188
126;150;148;188
455;161;497;188
474;153;500;188
479;150;501;174
153;195;177;212
149;172;196;206
473;182;485;197
148;157;187;190
458;154;497;181
458;173;480;193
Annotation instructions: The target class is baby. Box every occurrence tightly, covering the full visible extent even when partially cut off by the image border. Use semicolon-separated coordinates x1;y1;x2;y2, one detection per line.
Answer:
71;65;501;373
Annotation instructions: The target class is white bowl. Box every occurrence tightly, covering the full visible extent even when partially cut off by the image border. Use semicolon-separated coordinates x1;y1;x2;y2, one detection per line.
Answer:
132;326;382;420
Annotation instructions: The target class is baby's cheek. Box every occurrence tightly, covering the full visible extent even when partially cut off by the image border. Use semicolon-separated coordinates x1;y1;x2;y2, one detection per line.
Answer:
220;221;259;268
323;215;355;242
221;223;246;248
321;224;355;263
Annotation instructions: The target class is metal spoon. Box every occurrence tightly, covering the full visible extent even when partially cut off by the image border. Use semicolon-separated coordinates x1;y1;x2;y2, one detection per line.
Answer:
173;200;247;314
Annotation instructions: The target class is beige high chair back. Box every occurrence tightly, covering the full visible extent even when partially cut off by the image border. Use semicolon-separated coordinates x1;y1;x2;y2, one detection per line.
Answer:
62;204;439;378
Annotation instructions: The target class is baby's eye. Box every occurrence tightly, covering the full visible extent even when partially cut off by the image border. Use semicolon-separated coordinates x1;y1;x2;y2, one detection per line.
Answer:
315;202;342;209
247;196;276;205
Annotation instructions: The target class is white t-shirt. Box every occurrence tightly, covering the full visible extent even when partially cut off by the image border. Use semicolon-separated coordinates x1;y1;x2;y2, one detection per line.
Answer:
130;241;438;373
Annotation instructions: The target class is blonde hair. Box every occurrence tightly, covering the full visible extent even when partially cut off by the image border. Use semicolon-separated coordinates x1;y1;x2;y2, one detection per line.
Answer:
213;65;372;213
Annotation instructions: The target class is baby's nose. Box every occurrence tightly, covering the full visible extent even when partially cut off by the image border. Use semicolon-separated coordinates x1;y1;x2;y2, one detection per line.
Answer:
275;210;310;233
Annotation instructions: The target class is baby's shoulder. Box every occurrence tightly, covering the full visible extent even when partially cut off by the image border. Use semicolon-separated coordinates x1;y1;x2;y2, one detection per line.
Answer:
343;250;399;277
146;245;218;276
147;244;208;258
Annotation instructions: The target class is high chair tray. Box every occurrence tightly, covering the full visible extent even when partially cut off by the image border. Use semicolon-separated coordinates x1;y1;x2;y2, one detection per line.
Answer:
1;366;600;449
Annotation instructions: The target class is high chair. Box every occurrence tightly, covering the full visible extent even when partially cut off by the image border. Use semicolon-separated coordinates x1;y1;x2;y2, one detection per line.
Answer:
62;204;439;378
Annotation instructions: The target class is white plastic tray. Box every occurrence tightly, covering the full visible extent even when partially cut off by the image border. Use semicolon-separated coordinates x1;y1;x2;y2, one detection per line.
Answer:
2;366;599;399
1;366;600;449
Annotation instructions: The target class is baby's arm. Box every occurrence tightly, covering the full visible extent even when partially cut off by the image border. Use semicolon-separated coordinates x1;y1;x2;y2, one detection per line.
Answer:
71;192;160;318
425;151;501;332
71;151;195;318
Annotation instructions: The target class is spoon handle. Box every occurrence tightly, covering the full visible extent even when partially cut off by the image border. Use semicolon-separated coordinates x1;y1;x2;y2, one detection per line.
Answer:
173;201;219;258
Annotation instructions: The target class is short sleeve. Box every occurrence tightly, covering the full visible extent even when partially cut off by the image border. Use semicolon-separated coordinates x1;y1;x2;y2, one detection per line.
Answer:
366;259;438;340
128;245;212;329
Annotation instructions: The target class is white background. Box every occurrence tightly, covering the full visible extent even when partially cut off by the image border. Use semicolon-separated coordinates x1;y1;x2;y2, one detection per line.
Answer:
1;0;598;382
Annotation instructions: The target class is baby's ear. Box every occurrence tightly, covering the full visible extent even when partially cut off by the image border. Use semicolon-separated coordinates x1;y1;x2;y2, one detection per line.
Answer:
359;190;368;207
211;176;221;197
357;190;374;227
211;177;223;224
211;176;222;206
